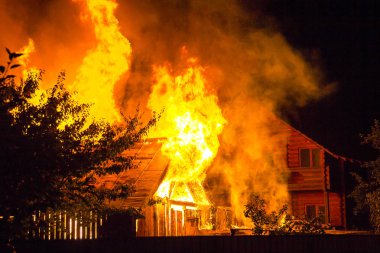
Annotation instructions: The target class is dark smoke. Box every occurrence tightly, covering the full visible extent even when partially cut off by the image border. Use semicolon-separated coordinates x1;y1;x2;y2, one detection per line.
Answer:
0;0;333;221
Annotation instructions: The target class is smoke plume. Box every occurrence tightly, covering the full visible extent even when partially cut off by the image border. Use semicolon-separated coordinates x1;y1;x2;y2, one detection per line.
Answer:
0;0;332;223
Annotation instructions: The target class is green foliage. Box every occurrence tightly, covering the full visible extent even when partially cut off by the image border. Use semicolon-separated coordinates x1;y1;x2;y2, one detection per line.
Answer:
273;216;326;235
244;193;287;235
244;193;325;235
0;48;158;241
350;119;380;233
0;48;22;83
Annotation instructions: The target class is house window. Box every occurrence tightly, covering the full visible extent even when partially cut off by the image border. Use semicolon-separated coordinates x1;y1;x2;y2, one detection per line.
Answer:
300;149;310;167
299;148;321;168
305;205;326;222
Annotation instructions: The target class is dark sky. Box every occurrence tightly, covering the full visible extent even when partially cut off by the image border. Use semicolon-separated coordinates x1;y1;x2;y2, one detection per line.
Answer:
243;0;380;160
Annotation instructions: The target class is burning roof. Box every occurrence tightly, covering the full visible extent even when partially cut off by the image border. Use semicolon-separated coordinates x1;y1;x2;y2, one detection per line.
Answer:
99;139;168;209
101;138;213;210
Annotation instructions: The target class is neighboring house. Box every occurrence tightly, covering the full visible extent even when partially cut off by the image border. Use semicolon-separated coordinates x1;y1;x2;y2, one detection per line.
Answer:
281;120;351;229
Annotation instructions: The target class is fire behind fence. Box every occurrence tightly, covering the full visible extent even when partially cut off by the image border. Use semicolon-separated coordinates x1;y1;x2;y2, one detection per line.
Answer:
29;210;104;240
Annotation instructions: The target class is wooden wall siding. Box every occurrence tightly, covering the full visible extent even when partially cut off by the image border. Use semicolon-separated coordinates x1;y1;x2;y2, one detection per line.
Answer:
291;191;324;219
287;130;325;169
291;191;343;227
288;170;325;191
328;192;343;226
138;205;198;237
325;166;331;190
214;207;232;233
170;209;184;236
155;204;166;236
286;128;328;192
137;206;155;237
137;205;233;237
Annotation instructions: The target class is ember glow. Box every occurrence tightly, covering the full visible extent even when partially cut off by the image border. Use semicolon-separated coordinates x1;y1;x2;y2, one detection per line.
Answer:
148;56;226;205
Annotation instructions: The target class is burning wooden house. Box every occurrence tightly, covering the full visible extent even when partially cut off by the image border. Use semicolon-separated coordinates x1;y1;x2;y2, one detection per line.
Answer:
11;0;354;239
99;117;351;237
101;138;228;237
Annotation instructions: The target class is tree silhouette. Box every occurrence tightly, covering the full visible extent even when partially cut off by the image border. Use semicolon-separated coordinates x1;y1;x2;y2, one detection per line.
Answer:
350;120;380;233
0;48;158;241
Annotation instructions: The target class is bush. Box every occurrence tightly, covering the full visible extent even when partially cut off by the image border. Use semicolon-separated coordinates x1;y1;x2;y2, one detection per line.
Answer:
244;193;326;235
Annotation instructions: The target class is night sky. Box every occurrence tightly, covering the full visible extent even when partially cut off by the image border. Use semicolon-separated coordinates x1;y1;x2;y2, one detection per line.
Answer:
243;0;380;160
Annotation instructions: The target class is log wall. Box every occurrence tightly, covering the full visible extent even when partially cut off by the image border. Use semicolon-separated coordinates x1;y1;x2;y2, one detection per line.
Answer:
291;191;343;227
287;130;324;169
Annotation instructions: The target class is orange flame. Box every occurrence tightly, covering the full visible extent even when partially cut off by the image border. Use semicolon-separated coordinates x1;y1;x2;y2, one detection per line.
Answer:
148;57;226;205
70;0;132;123
18;38;35;67
18;39;40;80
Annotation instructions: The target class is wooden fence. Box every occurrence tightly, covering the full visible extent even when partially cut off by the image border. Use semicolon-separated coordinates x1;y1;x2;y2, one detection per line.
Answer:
14;235;380;253
28;211;104;240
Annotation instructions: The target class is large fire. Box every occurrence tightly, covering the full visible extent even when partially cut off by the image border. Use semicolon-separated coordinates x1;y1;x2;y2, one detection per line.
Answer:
4;0;329;229
16;0;131;126
18;39;35;69
148;55;226;205
69;0;132;123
